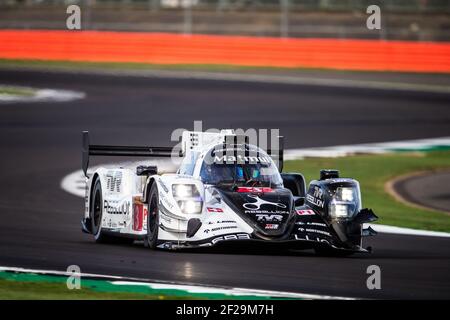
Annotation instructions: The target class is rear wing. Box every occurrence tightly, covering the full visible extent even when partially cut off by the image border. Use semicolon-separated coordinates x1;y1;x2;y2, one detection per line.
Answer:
82;131;284;177
82;131;181;177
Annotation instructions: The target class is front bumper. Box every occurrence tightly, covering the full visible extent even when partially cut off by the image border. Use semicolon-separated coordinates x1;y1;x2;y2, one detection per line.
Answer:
156;234;372;253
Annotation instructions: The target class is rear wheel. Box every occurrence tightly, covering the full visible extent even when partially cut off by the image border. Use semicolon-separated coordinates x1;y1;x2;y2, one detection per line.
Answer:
144;184;160;249
90;179;114;243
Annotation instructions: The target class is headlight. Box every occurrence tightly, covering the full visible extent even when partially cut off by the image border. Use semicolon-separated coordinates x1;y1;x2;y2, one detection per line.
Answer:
328;186;361;219
172;184;202;214
329;203;356;218
335;187;354;202
172;184;199;199
177;200;202;214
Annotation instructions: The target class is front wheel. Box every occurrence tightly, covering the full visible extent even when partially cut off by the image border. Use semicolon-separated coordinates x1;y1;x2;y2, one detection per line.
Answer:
144;184;160;249
90;179;114;243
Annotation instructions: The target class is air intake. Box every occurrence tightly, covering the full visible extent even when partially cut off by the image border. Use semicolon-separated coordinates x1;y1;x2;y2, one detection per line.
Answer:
320;169;339;180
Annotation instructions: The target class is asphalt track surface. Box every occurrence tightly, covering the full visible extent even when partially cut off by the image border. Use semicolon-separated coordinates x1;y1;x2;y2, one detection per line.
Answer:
0;69;450;299
394;171;450;214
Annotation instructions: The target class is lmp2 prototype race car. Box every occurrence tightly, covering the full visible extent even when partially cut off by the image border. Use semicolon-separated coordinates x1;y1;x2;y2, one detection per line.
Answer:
81;130;378;255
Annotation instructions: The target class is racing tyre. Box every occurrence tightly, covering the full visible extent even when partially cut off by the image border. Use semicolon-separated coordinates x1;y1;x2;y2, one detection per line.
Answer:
90;178;115;243
144;184;160;249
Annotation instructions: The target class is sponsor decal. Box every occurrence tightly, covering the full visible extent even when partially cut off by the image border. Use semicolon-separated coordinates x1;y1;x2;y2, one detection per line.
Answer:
237;187;273;193
296;209;315;216
207;220;237;225
265;224;279;230
132;200;148;232
297;228;331;237
159;192;174;210
313;186;323;199
295;221;327;227
306;194;324;208
211;233;250;244
105;170;123;193
243;194;287;211
104;199;130;216
256;214;283;222
214;155;271;164
295;234;330;244
307;222;327;227
207;207;223;213
208;220;237;225
204;226;238;234
107;221;118;229
132;197;147;231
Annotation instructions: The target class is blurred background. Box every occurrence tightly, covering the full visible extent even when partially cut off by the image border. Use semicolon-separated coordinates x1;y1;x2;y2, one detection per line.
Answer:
0;0;450;301
1;0;449;41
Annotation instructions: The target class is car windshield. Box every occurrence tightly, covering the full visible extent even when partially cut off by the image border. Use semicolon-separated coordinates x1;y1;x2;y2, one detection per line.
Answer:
199;145;283;187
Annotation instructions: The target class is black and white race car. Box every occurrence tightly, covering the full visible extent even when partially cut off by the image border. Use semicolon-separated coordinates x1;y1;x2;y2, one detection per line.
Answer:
81;129;377;255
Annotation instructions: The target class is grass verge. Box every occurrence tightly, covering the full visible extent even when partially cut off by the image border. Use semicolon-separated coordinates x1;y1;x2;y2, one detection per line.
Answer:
0;271;285;300
0;271;191;299
0;58;405;75
284;151;450;232
0;278;175;300
0;85;35;97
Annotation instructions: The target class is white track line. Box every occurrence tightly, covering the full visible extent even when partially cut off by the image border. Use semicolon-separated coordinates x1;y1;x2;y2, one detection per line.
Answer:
366;224;450;238
0;86;85;103
0;266;352;300
285;137;450;160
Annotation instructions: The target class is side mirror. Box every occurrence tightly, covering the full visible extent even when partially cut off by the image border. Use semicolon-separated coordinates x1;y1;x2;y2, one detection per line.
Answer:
136;165;158;176
294;196;305;207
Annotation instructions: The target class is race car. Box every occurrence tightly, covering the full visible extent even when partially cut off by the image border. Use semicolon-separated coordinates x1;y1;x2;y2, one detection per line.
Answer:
81;129;378;255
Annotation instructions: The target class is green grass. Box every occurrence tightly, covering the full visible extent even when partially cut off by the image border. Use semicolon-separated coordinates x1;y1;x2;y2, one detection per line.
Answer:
0;271;285;300
0;58;421;75
0;58;348;73
0;271;192;299
0;278;177;300
284;151;450;232
0;85;35;97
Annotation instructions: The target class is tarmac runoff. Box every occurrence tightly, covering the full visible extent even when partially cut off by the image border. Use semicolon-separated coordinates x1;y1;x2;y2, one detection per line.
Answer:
387;170;450;215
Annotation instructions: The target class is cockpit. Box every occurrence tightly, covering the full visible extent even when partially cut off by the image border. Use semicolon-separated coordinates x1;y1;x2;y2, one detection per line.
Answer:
198;144;283;187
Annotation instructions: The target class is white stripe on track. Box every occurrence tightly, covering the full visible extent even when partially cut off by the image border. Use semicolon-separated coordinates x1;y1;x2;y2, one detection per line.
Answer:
0;266;352;300
0;86;85;103
366;224;450;238
285;137;450;160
